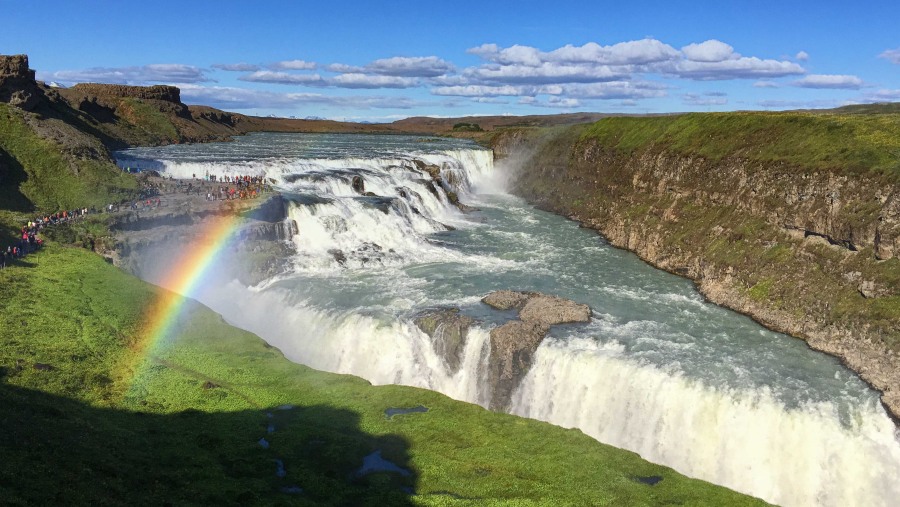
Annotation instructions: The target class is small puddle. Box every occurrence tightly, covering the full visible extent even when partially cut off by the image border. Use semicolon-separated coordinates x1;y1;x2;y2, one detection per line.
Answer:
280;485;303;494
267;424;275;434
277;404;294;411
384;405;429;418
274;459;287;478
258;438;270;449
634;475;663;486
356;450;411;477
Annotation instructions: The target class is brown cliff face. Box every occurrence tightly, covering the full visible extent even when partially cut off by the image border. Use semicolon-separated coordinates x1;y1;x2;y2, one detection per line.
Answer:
498;128;900;420
0;54;44;110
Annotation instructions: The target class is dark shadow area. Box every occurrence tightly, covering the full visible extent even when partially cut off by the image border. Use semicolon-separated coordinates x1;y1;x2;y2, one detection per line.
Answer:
0;382;416;506
0;147;34;215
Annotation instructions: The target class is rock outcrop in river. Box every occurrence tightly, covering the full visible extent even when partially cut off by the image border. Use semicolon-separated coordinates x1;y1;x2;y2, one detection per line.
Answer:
484;291;591;410
417;291;591;411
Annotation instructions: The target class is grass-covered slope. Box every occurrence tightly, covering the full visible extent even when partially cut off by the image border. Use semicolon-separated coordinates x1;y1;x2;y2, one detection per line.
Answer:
0;102;138;212
581;110;900;178
0;244;765;506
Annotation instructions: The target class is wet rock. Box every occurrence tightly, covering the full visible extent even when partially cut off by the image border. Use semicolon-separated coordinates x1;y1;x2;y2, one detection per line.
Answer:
482;290;592;410
413;159;442;181
328;248;347;266
519;294;591;326
384;405;429;418
482;290;532;310
351;175;365;194
356;450;411;477
487;320;549;411
414;308;474;373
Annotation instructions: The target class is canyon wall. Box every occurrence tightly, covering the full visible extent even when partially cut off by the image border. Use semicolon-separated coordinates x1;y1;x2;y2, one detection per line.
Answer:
494;125;900;419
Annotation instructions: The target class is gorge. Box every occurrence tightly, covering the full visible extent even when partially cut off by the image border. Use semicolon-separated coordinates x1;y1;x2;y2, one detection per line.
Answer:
113;132;900;507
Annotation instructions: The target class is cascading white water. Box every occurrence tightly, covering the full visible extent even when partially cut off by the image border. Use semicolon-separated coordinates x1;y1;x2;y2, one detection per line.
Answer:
118;133;900;507
511;337;900;506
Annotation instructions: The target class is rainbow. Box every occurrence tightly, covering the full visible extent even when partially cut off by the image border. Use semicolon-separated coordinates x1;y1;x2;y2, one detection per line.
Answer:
123;213;242;398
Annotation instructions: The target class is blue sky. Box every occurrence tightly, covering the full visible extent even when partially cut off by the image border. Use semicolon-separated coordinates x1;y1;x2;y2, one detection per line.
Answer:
2;0;898;121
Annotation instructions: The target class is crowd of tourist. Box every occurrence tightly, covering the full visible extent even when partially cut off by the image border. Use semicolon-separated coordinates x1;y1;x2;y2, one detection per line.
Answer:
1;171;273;269
0;208;90;269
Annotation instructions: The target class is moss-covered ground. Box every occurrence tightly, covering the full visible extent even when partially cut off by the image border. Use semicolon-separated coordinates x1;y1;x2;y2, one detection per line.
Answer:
0;103;139;212
580;111;900;179
0;241;765;505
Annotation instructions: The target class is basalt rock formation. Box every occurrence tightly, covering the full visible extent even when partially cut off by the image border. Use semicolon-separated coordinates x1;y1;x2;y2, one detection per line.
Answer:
483;290;591;410
413;308;475;373
0;54;45;111
413;291;591;410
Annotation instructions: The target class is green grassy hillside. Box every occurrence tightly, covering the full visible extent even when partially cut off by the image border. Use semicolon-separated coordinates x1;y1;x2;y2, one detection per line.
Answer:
0;103;138;211
581;110;900;178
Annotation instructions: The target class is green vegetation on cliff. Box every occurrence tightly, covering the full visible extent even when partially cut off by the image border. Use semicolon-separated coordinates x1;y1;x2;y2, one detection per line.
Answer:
0;244;765;505
0;103;137;211
581;111;900;178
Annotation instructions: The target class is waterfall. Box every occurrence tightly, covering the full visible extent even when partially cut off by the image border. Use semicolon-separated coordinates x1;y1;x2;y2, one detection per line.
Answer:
118;133;900;507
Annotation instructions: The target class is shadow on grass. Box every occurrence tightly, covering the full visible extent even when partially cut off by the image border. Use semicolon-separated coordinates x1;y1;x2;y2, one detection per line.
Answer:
0;147;34;216
0;381;416;506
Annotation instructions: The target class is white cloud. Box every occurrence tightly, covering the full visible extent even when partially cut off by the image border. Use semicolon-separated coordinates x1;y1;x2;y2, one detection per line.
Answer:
238;71;325;86
471;97;509;104
329;73;419;88
879;48;900;64
753;80;780;88
464;38;805;85
48;64;211;85
793;74;863;89
546;97;581;108
271;59;318;70
683;93;728;106
471;39;679;66
866;89;900;100
432;85;528;97
212;63;260;72
681;40;736;62
464;62;626;85
178;84;421;110
669;56;806;80
366;56;455;77
560;81;668;100
325;63;361;73
757;98;844;109
795;51;809;61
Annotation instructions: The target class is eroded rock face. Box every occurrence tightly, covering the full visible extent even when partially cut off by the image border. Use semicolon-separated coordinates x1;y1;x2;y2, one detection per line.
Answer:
482;290;592;410
414;308;474;373
487;320;549;410
0;54;44;111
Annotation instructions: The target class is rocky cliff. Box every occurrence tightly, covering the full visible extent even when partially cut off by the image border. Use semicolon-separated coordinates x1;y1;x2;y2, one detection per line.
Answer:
0;54;45;111
495;115;900;419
